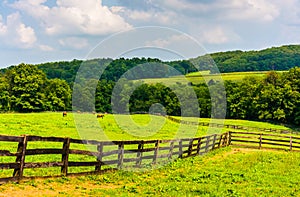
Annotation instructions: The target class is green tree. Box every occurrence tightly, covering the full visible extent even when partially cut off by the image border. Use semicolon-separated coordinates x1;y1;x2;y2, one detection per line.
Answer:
44;79;71;111
6;63;47;112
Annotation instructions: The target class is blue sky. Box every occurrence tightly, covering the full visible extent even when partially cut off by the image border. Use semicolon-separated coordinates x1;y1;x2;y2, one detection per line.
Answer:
0;0;300;68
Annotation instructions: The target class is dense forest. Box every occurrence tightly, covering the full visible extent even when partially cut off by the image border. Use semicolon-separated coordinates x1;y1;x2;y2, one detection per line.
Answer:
1;44;300;126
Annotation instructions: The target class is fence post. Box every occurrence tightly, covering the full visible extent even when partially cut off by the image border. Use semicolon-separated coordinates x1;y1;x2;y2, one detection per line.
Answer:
218;134;223;148
290;136;293;151
205;136;210;153
259;133;262;149
228;132;232;146
168;141;175;161
152;140;160;164
196;138;202;155
117;142;124;169
188;139;193;156
178;139;183;159
61;137;70;176
136;141;144;167
13;135;28;179
95;142;103;172
211;134;217;150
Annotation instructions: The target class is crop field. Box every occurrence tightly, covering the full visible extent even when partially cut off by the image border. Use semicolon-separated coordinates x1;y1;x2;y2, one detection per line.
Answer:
138;71;286;85
0;112;299;196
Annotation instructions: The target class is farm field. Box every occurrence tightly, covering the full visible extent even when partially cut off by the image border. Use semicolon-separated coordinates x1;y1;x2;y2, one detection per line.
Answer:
138;71;287;85
0;147;299;196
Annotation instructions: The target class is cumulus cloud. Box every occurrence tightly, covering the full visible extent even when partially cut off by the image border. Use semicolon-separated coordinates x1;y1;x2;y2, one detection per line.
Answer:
12;0;132;35
39;44;54;51
0;13;37;48
111;6;177;25
145;34;189;48
222;0;280;22
59;37;89;49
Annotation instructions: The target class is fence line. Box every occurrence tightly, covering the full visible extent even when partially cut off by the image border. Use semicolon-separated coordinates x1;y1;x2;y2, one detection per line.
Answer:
165;116;299;135
229;131;300;151
0;133;230;183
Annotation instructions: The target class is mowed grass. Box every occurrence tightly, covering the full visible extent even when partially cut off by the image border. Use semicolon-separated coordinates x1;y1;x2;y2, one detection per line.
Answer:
0;147;300;196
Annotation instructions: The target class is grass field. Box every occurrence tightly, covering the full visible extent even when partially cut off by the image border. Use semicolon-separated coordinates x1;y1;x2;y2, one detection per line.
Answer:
0;147;299;196
138;71;287;85
0;112;292;140
0;113;299;196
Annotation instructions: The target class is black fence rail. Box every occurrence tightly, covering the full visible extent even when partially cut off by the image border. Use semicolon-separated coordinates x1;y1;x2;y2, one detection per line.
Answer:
230;131;300;151
165;116;299;135
0;133;230;183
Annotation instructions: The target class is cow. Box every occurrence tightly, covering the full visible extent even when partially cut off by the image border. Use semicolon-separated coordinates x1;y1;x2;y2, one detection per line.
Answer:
63;111;67;117
97;114;104;119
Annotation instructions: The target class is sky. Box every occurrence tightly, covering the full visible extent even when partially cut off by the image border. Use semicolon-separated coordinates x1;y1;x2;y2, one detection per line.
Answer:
0;0;300;68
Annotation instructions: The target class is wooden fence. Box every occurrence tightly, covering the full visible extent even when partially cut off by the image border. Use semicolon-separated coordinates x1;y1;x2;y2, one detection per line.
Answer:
0;133;230;183
166;116;299;135
230;131;300;151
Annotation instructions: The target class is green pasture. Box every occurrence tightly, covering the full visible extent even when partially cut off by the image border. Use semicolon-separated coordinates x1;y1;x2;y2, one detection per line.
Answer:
0;112;292;140
1;147;300;196
138;70;287;85
0;113;296;178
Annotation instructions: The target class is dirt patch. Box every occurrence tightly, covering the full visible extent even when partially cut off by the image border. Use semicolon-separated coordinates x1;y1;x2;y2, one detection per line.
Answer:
0;177;122;197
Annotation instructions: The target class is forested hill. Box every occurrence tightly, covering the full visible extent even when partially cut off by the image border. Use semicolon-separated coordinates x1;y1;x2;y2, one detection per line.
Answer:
192;44;300;73
1;44;300;85
38;44;300;83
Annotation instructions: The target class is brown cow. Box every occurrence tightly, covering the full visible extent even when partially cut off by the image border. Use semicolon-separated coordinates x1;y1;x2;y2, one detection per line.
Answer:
63;111;67;117
97;114;104;119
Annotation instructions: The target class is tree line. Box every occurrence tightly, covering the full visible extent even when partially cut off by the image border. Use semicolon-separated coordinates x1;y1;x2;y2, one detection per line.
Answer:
1;62;300;126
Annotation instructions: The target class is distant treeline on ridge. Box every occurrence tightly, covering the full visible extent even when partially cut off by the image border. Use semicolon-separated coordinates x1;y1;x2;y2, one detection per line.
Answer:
0;44;300;126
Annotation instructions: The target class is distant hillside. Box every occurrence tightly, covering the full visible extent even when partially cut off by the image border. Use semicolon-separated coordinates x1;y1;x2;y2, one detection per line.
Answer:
191;44;300;73
1;44;300;84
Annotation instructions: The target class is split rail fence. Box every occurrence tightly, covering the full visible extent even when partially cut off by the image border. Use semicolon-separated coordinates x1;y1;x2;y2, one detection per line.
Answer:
230;131;300;151
0;133;229;183
166;116;299;135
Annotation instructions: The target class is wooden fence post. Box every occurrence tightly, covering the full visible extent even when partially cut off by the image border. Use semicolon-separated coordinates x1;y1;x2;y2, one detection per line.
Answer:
290;136;293;151
218;134;223;148
204;136;210;153
259;133;262;149
178;139;183;159
168;141;175;161
152;140;159;164
95;142;103;172
196;138;202;155
211;134;217;150
228;132;232;146
136;141;144;167
61;137;70;176
188;139;193;156
13;135;28;179
117;142;124;169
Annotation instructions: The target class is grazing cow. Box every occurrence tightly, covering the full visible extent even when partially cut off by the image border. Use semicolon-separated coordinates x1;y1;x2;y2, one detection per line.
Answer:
63;111;67;117
97;114;104;119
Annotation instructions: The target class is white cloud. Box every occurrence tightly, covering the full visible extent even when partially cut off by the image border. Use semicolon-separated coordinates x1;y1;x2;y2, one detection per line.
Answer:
39;44;54;51
59;37;89;49
111;6;177;25
201;27;229;44
223;0;280;22
145;34;190;48
0;13;37;48
12;0;132;35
